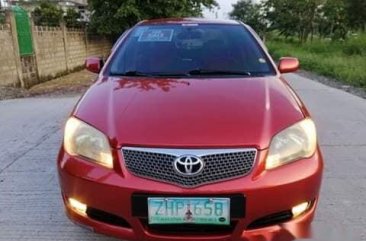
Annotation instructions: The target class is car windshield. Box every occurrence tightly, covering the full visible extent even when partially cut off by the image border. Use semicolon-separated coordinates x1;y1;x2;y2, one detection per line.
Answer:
109;24;275;77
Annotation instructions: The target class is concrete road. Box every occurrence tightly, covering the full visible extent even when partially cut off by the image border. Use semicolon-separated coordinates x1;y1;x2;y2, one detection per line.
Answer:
0;74;365;240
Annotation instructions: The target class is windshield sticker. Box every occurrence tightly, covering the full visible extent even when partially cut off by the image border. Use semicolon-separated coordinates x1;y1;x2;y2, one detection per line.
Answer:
182;23;199;27
138;29;174;42
259;58;267;64
134;26;149;37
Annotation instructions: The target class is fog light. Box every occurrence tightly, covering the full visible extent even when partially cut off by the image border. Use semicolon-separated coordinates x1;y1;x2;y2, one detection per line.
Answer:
69;198;87;215
291;202;310;218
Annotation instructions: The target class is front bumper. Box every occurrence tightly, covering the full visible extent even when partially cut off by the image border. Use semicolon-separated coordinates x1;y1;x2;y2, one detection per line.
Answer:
58;147;323;241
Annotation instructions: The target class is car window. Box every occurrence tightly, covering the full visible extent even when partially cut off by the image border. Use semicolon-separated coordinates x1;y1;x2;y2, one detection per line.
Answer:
108;24;275;77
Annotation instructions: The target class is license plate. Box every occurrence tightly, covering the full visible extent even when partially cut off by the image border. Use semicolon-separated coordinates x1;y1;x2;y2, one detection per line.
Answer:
148;197;230;225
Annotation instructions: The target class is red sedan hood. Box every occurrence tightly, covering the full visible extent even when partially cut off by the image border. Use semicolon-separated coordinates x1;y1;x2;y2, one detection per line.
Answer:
74;77;304;149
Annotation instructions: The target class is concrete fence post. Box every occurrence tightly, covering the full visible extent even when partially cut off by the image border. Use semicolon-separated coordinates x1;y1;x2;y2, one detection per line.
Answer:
84;27;88;59
30;18;40;84
61;22;69;72
7;11;24;87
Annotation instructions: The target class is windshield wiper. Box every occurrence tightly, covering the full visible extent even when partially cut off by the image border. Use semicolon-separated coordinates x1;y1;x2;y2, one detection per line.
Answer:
152;72;189;77
110;70;189;77
111;69;254;77
110;70;153;77
188;69;252;76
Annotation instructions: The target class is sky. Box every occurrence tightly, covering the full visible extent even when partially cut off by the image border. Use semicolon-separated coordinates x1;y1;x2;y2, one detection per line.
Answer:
203;0;239;19
203;0;259;19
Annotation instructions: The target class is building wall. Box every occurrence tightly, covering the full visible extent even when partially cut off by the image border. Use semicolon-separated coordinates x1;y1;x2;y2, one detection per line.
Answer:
72;0;88;5
0;24;19;86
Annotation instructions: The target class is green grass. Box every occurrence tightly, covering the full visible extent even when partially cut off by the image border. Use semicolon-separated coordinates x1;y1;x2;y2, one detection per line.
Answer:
0;12;5;24
266;34;366;88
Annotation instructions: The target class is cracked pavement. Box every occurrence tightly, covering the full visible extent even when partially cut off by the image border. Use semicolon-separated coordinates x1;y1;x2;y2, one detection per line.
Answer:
0;74;365;240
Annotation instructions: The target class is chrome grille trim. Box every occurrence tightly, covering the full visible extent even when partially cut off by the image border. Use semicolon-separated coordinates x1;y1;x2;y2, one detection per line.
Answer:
122;147;257;188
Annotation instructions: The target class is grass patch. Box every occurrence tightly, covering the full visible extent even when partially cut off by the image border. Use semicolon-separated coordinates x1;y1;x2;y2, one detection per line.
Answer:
0;12;5;24
266;34;366;88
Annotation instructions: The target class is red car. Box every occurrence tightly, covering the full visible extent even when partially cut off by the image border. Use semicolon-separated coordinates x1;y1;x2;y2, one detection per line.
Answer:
58;18;323;241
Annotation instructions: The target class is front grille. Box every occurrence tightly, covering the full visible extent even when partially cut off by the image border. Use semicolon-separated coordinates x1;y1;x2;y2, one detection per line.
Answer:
123;147;257;187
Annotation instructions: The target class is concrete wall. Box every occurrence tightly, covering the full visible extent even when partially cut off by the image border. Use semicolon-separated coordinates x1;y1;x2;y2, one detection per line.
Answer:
0;24;19;86
33;26;68;80
87;35;112;57
66;29;87;71
33;26;111;82
0;14;112;87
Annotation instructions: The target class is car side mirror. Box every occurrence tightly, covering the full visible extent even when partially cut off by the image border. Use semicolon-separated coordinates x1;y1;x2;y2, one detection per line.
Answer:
85;57;104;74
278;57;300;74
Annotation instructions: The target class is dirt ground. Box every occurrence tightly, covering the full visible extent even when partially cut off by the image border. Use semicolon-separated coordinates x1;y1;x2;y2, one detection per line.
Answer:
0;70;97;101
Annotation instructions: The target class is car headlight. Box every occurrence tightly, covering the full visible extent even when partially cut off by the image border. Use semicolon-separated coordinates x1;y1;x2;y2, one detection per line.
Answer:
64;117;113;168
265;118;317;170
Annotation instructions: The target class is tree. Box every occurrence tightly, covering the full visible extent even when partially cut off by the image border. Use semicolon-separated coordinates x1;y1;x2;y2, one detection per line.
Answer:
64;8;82;28
88;0;217;39
32;1;64;27
262;0;325;42
229;0;268;37
344;0;366;31
230;0;364;42
318;0;348;40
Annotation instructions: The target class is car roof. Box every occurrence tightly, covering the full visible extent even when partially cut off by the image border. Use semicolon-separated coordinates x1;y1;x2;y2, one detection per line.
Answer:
138;18;241;26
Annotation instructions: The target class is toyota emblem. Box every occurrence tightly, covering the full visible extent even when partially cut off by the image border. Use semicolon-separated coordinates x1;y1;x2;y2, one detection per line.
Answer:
173;155;204;176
